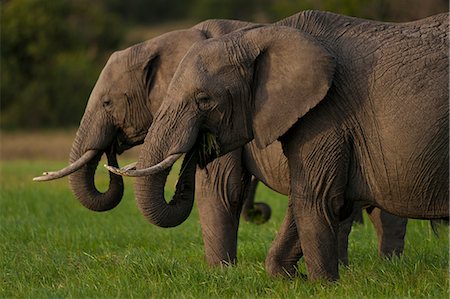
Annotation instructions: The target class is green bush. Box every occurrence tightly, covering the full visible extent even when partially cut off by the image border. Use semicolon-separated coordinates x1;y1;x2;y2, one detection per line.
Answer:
1;0;123;129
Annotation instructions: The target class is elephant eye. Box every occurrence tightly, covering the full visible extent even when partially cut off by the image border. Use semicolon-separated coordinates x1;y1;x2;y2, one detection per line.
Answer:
196;93;215;112
102;98;112;109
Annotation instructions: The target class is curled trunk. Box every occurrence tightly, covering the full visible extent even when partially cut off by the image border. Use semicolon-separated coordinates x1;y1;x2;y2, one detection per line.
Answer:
134;150;197;228
68;126;124;212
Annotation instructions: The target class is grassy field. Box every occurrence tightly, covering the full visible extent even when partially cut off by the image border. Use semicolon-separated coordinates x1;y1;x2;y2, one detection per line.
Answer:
1;132;449;298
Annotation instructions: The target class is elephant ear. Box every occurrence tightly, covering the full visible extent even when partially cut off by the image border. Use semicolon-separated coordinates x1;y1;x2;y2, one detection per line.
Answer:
142;54;159;98
249;26;336;148
139;29;208;111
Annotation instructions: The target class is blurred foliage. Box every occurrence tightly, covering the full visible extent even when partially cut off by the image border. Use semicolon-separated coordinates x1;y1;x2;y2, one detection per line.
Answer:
264;0;448;22
1;0;123;129
106;0;190;24
1;0;447;129
190;0;261;21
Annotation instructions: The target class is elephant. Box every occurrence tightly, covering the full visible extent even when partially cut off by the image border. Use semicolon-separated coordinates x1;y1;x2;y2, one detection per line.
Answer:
31;18;271;237
35;15;408;270
109;11;448;281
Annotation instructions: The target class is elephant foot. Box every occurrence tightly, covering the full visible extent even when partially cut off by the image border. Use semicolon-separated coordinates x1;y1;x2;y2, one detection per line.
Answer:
242;202;272;224
379;247;403;260
338;256;349;267
378;231;406;259
204;254;237;268
265;257;304;279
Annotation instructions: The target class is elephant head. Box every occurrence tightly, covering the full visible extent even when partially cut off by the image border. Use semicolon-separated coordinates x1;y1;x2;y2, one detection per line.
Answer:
33;28;209;211
111;25;335;227
33;18;256;212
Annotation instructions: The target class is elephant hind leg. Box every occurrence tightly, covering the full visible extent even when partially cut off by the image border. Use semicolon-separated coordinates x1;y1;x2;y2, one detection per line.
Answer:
242;176;272;224
367;207;408;258
337;203;366;266
337;211;353;267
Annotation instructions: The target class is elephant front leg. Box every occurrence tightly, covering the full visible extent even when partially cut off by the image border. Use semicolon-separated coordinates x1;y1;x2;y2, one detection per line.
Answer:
195;150;247;266
284;134;350;281
266;194;355;275
295;197;340;281
265;200;303;277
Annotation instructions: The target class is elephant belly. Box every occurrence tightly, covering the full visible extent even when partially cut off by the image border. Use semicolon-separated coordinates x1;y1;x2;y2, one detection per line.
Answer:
243;141;289;195
380;155;448;219
352;70;449;219
353;131;449;219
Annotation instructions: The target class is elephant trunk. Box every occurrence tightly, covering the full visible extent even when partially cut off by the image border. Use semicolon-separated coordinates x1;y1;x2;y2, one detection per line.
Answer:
134;149;197;228
132;99;200;227
68;114;124;212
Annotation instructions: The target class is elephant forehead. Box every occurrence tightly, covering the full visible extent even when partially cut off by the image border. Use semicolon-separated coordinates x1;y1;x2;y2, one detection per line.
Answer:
100;58;125;80
188;41;232;70
98;66;130;90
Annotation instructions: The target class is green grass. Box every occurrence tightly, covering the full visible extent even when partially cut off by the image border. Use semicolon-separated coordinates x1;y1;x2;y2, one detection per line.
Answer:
1;159;448;298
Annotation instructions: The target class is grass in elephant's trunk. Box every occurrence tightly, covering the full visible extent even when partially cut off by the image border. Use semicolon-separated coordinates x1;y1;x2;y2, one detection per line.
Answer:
196;131;220;169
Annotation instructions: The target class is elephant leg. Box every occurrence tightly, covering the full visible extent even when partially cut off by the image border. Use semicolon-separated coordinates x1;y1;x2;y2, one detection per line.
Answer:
337;210;353;266
242;175;258;213
352;205;364;224
295;195;341;281
337;203;364;266
195;149;248;266
283;134;350;281
367;207;408;258
265;199;303;277
289;168;346;281
241;176;272;224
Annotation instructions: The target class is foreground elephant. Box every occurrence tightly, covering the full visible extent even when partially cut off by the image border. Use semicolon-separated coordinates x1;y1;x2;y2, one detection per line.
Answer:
35;16;407;268
111;11;448;280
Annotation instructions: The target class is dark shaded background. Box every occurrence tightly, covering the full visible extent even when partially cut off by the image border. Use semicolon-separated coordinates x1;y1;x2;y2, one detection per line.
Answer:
1;0;447;130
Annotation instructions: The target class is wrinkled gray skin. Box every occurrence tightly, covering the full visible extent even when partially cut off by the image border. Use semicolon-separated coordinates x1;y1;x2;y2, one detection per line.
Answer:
43;17;408;269
132;11;448;281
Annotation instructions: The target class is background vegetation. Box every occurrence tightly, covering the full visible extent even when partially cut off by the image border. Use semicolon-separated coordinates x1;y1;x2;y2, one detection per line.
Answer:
1;0;448;129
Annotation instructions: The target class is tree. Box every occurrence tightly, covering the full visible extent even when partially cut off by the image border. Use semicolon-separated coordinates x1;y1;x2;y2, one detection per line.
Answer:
1;0;123;129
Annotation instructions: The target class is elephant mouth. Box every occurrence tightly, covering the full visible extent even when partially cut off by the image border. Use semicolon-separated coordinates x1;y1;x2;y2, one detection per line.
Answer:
196;130;221;168
116;131;147;154
106;130;221;176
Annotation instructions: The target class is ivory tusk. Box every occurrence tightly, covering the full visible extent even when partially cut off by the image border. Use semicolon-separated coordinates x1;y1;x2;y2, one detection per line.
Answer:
33;150;98;182
103;161;136;175
105;153;182;177
122;162;137;171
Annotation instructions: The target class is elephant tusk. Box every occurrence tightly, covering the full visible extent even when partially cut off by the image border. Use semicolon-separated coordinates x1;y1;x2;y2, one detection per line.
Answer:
122;162;138;171
104;153;182;177
33;150;98;182
103;161;137;175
